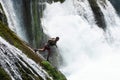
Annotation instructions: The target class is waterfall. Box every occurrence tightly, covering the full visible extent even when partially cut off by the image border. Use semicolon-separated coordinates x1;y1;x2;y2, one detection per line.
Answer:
41;0;120;80
0;36;52;80
0;0;28;42
97;0;120;45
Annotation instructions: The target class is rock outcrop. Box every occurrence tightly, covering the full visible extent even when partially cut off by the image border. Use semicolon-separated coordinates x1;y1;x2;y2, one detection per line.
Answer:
0;3;66;80
88;0;106;30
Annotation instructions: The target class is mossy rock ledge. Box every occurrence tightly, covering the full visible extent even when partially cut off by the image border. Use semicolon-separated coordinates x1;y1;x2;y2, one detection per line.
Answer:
0;4;67;80
41;61;67;80
0;18;67;80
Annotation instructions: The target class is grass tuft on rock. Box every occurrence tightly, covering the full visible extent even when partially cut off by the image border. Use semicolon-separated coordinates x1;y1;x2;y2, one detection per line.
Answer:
41;61;67;80
0;67;11;80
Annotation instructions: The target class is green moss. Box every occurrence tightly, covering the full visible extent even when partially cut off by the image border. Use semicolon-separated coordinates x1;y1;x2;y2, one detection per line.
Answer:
0;67;11;80
0;20;67;80
41;61;67;80
0;21;43;64
0;21;43;79
31;0;44;48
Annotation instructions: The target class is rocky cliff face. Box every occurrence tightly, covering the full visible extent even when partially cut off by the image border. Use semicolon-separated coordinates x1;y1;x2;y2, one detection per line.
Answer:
0;3;66;80
109;0;120;15
1;0;118;48
11;0;45;48
88;0;106;29
23;0;65;48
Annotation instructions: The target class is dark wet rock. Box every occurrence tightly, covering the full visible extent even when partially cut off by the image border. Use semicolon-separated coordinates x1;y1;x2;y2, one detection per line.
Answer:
0;3;8;25
88;0;106;30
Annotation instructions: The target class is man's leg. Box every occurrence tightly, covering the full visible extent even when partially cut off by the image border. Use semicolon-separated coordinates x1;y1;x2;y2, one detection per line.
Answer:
38;47;46;51
34;47;46;52
47;50;50;61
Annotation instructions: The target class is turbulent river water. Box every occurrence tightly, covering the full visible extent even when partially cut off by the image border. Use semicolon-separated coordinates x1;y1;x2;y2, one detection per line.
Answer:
41;0;120;80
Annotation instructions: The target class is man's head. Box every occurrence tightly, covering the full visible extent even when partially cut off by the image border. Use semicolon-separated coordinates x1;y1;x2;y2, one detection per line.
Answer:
55;37;59;41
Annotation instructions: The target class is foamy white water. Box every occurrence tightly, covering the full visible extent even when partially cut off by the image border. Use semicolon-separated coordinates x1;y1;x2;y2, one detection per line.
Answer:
97;0;120;46
42;0;120;80
0;36;52;80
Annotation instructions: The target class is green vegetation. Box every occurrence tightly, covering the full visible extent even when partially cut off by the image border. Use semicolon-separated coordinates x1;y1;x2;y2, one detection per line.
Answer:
0;21;43;64
0;67;11;80
0;21;67;80
31;0;44;48
41;61;67;80
0;3;66;80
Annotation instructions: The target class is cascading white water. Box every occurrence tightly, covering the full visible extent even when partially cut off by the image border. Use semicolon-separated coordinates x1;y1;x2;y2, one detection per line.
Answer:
0;0;15;31
0;36;52;80
42;0;120;80
0;0;27;42
97;0;120;46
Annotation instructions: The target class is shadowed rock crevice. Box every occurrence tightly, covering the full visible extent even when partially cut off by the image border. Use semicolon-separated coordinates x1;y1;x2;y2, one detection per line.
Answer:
0;3;8;25
88;0;106;30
